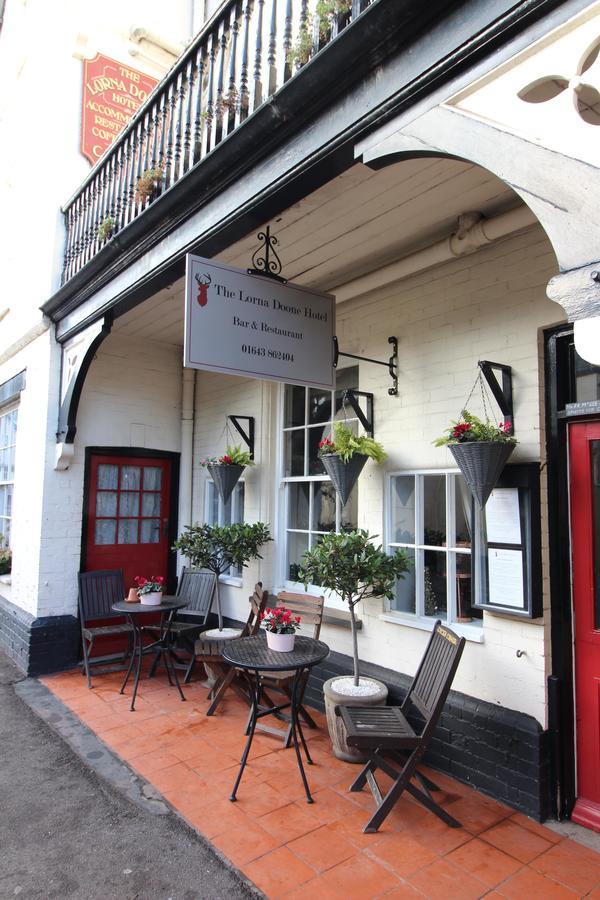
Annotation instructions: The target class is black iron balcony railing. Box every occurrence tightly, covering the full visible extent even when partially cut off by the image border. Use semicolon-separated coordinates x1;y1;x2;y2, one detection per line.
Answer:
61;0;373;284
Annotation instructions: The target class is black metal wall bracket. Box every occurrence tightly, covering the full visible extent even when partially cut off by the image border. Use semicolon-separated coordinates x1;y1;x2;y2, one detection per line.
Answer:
478;360;514;435
333;335;398;396
342;390;374;436
227;415;255;459
247;225;287;283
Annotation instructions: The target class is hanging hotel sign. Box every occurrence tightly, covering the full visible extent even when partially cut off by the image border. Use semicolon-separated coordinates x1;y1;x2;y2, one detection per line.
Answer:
81;54;158;165
184;256;335;389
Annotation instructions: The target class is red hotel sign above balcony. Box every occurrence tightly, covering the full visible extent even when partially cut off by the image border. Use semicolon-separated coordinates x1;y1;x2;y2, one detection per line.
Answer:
81;53;158;165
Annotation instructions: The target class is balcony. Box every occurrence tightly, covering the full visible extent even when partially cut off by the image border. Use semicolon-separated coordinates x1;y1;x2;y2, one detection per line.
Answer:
61;0;379;285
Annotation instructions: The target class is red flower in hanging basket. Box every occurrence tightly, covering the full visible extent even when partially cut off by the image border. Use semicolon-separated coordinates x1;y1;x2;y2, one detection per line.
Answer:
219;454;234;465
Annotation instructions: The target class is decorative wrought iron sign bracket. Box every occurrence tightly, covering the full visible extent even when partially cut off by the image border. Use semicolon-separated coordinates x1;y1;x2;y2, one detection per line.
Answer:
342;390;374;437
247;225;287;283
333;336;398;396
478;360;514;434
227;415;255;459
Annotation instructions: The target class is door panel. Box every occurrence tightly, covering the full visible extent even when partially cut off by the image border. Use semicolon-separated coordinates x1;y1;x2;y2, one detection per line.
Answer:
85;454;172;591
570;422;600;831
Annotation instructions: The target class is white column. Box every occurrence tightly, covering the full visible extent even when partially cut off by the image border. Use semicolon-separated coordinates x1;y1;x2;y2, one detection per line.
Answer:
177;367;195;571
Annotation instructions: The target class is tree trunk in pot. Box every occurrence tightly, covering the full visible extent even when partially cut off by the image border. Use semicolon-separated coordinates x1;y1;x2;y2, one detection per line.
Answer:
323;676;388;762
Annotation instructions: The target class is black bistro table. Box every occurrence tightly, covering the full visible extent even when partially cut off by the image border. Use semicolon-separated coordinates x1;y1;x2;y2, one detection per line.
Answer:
112;597;188;711
222;633;330;804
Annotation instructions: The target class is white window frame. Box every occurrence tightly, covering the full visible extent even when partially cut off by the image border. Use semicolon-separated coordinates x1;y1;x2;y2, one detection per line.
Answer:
0;403;18;551
276;373;361;606
383;468;484;642
204;478;245;585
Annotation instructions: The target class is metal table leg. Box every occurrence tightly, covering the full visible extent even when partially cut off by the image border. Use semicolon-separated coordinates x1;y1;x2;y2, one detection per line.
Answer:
290;667;314;803
230;669;260;801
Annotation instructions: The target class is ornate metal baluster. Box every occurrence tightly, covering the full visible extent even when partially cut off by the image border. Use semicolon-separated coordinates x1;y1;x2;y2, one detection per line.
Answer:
173;68;186;183
183;57;195;173
133;120;146;212
158;90;169;172
72;193;85;277
283;0;293;83
122;131;136;225
114;141;127;231
239;0;251;120
150;98;161;169
62;203;75;282
81;182;95;266
142;108;152;175
192;47;206;165
105;150;118;232
164;81;178;188
253;0;265;109
205;31;217;153
267;0;277;98
225;4;240;135
214;18;227;146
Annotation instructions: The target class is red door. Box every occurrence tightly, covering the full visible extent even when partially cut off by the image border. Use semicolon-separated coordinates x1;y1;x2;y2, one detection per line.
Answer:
570;422;600;831
85;454;173;591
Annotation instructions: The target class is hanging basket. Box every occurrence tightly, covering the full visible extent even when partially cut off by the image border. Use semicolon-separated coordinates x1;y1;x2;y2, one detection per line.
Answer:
207;463;245;503
449;441;515;508
321;453;367;505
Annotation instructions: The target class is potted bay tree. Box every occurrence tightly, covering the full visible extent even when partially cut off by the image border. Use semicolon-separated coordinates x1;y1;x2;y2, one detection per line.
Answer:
299;529;409;761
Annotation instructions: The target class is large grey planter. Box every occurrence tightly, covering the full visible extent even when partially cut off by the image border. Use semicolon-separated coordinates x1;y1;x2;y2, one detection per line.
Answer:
207;463;245;504
321;453;367;505
323;676;388;762
449;441;515;508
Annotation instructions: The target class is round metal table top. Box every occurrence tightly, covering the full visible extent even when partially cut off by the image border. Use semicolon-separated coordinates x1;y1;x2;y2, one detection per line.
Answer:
112;597;187;614
222;633;330;671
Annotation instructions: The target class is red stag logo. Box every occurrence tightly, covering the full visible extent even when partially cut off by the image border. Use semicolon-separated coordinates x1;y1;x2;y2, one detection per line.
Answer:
195;272;212;307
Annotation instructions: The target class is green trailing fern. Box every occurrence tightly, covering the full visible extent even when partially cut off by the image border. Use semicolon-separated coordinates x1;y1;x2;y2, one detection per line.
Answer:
319;421;387;463
433;409;517;446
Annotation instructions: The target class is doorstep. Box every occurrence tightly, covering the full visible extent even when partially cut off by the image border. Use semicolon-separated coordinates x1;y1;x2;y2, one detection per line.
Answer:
39;665;600;899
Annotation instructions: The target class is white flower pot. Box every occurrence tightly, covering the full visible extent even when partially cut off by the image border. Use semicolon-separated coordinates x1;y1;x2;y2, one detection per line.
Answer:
140;591;163;606
266;631;295;652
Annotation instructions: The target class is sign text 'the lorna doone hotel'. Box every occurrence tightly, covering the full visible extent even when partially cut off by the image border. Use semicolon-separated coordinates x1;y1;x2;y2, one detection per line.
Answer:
184;256;336;389
81;54;158;165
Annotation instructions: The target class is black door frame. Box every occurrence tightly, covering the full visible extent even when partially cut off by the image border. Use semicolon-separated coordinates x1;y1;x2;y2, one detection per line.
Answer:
545;324;600;820
81;447;181;595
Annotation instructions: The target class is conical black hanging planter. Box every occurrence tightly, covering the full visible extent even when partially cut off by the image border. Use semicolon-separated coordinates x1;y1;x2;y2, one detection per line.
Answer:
449;442;515;508
207;464;245;504
321;453;368;505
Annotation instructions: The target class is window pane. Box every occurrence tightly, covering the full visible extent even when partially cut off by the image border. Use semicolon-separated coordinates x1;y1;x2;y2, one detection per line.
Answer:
287;532;309;581
288;483;310;530
392;548;415;613
456;553;473;621
142;492;161;516
0;484;9;517
424;550;447;616
96;491;117;517
97;464;118;489
222;493;233;525
118;519;138;543
285;430;305;476
390;476;415;543
0;517;10;547
236;482;245;521
308;388;331;424
312;482;336;532
455;476;472;548
308;425;329;475
207;482;219;524
119;492;140;516
120;466;141;490
95;519;116;545
341;482;358;532
143;467;162;490
140;519;161;543
424;475;446;546
284;385;305;427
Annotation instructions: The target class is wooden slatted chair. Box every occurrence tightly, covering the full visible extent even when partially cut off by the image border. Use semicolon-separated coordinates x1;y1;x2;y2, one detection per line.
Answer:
336;620;465;833
146;568;217;683
78;569;133;689
255;591;325;747
200;583;269;713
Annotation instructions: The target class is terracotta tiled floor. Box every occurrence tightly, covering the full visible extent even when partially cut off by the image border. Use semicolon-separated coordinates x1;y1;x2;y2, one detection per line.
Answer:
41;666;600;899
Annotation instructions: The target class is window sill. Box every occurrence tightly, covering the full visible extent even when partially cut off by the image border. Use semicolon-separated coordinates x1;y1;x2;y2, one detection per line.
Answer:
379;612;485;643
322;608;362;630
0;575;11;585
218;575;243;588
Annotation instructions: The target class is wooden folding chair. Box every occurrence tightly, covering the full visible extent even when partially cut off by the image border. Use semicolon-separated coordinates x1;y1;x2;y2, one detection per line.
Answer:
146;568;216;682
336;620;465;833
78;569;133;689
254;591;324;747
200;583;269;714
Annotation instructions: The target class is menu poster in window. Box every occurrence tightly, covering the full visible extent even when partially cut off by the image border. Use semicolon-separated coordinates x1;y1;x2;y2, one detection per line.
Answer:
485;488;521;545
487;547;525;608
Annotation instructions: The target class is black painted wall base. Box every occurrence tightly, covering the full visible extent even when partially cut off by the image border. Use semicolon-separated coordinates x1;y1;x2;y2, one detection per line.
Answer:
0;594;79;676
305;649;551;823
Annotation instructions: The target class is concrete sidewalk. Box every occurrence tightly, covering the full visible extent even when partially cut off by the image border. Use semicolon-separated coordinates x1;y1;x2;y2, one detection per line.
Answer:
0;652;254;900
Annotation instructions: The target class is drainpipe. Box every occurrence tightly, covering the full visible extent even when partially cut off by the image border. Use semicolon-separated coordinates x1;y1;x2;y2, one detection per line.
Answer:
332;205;537;303
178;367;195;571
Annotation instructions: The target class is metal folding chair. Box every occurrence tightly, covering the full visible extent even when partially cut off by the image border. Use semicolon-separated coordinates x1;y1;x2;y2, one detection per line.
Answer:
336;620;465;833
78;569;133;689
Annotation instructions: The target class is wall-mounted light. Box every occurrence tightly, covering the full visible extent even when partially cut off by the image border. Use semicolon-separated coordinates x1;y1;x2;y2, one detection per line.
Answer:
574;316;600;366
